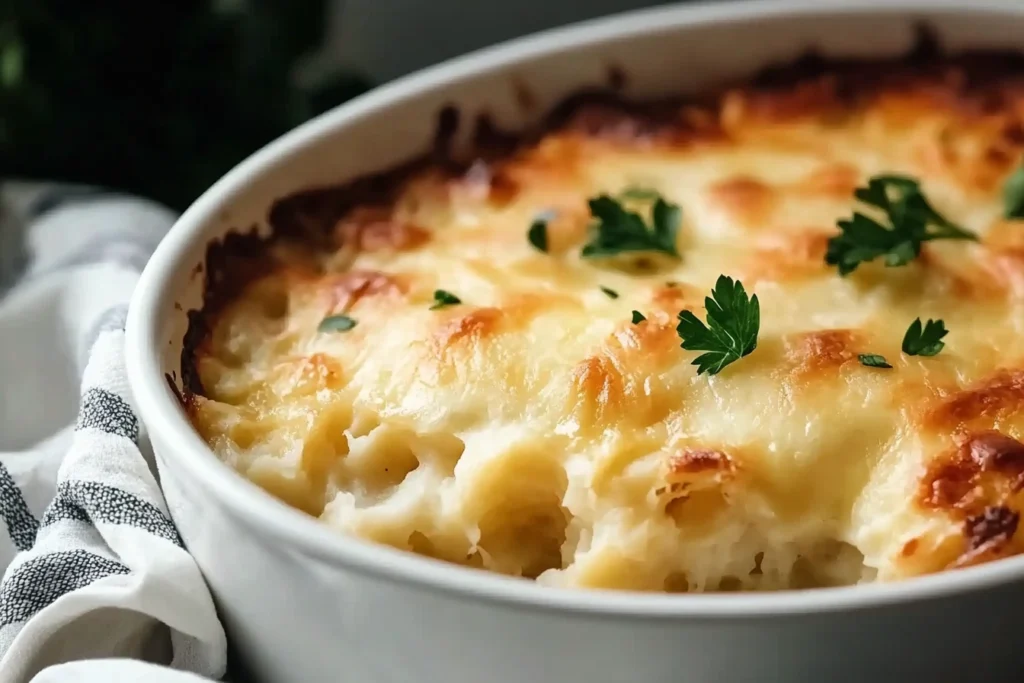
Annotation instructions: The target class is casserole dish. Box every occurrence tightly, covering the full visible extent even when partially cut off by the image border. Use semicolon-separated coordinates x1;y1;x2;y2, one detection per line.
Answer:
126;1;1024;681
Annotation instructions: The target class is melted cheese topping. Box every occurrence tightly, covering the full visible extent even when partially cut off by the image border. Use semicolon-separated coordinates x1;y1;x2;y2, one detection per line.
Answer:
189;58;1024;592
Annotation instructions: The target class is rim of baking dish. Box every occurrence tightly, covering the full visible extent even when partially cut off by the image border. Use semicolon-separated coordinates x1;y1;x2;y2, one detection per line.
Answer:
127;0;1024;618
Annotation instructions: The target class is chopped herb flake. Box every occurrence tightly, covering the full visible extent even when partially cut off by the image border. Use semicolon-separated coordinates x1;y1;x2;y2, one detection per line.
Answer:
528;218;548;252
430;290;462;309
631;310;646;324
1004;165;1024;219
600;286;619;299
858;353;892;369
318;314;357;332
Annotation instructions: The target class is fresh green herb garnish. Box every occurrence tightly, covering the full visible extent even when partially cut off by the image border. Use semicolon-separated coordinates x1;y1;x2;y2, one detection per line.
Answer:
619;186;661;201
600;286;619;299
1004;165;1024;219
676;275;760;376
430;290;462;309
581;193;681;260
318;314;357;332
826;175;976;276
528;218;549;252
902;318;947;357
858;353;892;369
631;310;646;324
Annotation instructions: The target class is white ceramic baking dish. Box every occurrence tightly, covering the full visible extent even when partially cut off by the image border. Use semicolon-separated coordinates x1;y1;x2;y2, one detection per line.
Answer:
125;1;1024;681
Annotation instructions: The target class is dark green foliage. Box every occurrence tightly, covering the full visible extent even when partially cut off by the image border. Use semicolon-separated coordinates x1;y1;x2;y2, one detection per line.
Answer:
0;1;372;210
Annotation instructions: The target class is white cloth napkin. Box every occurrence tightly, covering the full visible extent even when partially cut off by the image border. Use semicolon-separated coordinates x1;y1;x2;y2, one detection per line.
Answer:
0;183;227;683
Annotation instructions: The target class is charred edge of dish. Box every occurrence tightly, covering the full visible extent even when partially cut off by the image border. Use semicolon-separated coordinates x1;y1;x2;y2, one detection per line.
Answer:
178;25;1024;403
165;372;186;407
513;78;537;113
964;505;1019;551
180;225;269;400
750;23;938;89
435;105;460;151
751;27;1024;115
177;103;462;402
471;112;524;160
606;65;627;91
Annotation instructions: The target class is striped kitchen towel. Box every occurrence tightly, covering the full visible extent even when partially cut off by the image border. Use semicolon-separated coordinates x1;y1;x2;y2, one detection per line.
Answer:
0;183;226;683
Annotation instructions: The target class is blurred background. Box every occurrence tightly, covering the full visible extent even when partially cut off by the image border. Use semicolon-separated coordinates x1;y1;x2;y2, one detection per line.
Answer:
0;0;675;212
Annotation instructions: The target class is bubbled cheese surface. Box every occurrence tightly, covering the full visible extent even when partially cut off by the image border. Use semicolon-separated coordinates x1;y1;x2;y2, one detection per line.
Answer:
188;55;1024;592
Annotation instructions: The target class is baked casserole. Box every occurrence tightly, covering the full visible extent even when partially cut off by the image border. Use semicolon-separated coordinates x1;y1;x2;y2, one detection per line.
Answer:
183;39;1024;593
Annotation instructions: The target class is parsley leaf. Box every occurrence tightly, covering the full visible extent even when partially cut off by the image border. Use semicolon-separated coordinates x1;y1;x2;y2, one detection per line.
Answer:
1004;165;1024;219
430;290;462;309
528;218;548;252
902;318;947;357
600;286;619;299
581;193;681;259
858;353;892;369
631;310;646;324
826;175;977;276
675;275;760;376
319;314;357;332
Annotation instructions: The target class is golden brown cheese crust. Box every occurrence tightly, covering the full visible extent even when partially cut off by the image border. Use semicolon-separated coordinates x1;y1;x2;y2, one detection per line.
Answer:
184;38;1024;592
